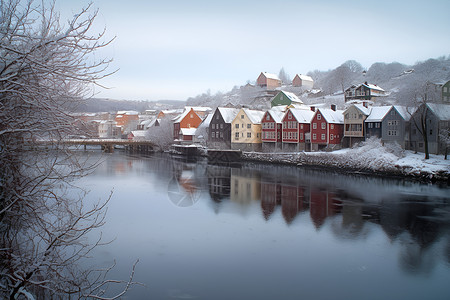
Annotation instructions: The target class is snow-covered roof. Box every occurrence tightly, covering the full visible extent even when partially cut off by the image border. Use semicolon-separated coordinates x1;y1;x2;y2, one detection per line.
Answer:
188;106;212;112
262;72;281;81
365;106;392;122
427;103;450;120
362;83;385;92
217;107;240;123
317;108;344;124
281;91;303;104
295;74;313;82
180;128;197;135
131;130;147;137
393;105;413;121
350;103;372;116
289;108;315;123
117;110;139;115
266;109;285;123
242;108;265;124
198;113;213;128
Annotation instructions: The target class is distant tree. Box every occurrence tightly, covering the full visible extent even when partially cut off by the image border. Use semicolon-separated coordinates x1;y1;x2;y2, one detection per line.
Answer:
439;128;450;160
278;67;291;85
146;118;174;150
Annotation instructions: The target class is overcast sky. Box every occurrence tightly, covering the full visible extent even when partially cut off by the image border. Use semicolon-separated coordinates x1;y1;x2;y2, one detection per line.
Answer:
57;0;450;101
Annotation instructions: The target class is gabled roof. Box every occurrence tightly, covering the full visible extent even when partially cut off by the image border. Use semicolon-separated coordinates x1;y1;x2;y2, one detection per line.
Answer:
289;108;315;123
426;103;450;120
294;74;313;82
198;113;213;128
217;107;240;123
261;72;281;81
180;128;197;135
393;105;413;121
362;83;385;92
365;106;392;122
242;108;265;124
346;103;372;116
316;108;344;124
280;91;303;104
265;109;285;123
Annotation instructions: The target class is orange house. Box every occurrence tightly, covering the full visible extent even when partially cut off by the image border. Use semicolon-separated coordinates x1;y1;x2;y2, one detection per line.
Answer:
173;108;203;139
115;111;139;134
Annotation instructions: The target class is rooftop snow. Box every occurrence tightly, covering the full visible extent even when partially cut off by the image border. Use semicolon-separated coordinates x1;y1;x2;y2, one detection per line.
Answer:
289;108;315;123
366;106;392;122
282;91;303;104
266;109;285;123
427;103;450;120
295;74;313;81
350;103;372;116
262;72;281;81
317;108;344;124
217;107;240;123
180;128;197;135
242;108;265;124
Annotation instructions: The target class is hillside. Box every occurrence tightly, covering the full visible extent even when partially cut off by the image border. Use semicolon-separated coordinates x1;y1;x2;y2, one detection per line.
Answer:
73;98;186;113
186;56;450;109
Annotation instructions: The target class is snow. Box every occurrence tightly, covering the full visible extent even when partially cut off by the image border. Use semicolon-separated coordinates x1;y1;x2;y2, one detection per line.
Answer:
262;72;280;81
317;108;344;124
243;108;265;124
427;103;450;120
296;74;313;82
365;106;392;122
289;108;315;123
117;110;139;115
218;107;240;123
281;91;303;104
266;108;285;123
351;103;372;116
180;128;197;135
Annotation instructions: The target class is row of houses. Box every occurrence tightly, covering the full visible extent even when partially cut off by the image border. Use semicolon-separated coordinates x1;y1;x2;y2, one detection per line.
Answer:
256;72;314;90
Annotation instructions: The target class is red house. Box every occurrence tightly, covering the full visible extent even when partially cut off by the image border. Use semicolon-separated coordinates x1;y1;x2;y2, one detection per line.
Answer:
261;108;284;152
281;108;315;151
310;106;344;151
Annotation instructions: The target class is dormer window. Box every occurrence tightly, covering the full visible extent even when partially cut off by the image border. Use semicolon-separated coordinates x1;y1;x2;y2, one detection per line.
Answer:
317;114;321;120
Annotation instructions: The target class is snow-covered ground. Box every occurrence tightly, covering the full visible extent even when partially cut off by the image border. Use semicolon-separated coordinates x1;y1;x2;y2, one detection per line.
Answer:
243;138;449;181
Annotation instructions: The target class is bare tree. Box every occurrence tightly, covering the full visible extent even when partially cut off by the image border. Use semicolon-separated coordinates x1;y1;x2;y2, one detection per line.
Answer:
439;127;450;160
278;67;290;85
0;0;137;298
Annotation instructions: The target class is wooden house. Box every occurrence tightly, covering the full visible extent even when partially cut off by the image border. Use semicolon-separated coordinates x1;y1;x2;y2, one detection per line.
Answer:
261;107;284;152
343;103;372;147
365;105;411;149
281;107;315;152
256;72;282;90
208;107;240;149
270;90;303;107
344;82;386;102
292;74;314;90
310;106;344;151
115;111;139;134
172;107;203;141
231;108;265;152
410;103;450;154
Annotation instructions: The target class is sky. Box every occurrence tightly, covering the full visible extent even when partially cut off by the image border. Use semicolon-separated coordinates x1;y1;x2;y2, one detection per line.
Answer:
56;0;450;101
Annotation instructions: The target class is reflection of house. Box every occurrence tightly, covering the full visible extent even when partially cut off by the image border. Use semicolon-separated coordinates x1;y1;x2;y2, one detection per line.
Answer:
209;107;240;149
309;189;341;229
310;107;344;151
410;103;450;154
280;184;306;224
345;82;386;102
292;74;314;90
343;103;372;147
282;107;315;151
271;91;303;107
261;107;284;152
260;178;280;220
231;108;265;152
207;166;231;202
230;169;261;204
256;72;282;90
365;105;412;149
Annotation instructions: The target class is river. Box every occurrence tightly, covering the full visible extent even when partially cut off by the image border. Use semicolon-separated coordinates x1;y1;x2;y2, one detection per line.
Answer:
72;151;450;300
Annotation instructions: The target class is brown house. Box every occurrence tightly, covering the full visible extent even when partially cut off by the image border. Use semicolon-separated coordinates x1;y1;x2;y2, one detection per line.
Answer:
173;108;204;140
256;72;282;90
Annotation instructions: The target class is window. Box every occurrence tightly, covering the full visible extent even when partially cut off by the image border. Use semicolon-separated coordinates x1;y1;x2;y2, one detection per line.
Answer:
321;134;325;140
300;133;303;140
312;134;317;140
321;123;326;129
330;134;334;140
345;113;349;119
266;114;270;120
235;132;239;138
301;124;304;129
247;124;251;129
368;123;373;128
235;124;239;128
331;124;334;129
212;132;215;138
190;114;194;118
247;132;251;138
220;124;223;129
375;123;380;128
359;114;362;119
430;129;433;135
317;114;321;120
313;123;317;129
288;113;292;120
241;115;244;119
212;124;215;129
220;132;223;138
216;114;219;119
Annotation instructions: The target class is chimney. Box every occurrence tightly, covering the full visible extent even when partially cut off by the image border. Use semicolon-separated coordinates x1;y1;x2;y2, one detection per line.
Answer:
331;104;336;111
310;106;315;112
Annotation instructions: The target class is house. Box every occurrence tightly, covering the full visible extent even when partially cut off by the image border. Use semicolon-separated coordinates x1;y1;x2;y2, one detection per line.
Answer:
178;128;197;142
157;109;184;119
115;111;140;135
365;106;412;149
256;72;282;90
310;106;344;151
194;113;213;145
292;74;314;90
209;107;240;149
409;103;450;154
231;108;265;152
98;120;121;138
261;108;284;152
442;80;450;103
281;107;315;152
128;130;147;141
270;91;303;107
343;102;372;147
344;82;386;102
172;107;204;141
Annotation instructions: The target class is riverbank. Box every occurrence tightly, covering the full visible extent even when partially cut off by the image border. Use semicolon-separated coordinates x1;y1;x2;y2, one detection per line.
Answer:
241;139;450;183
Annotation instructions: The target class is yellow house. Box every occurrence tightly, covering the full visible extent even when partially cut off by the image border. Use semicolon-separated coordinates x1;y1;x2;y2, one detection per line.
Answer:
231;108;265;152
